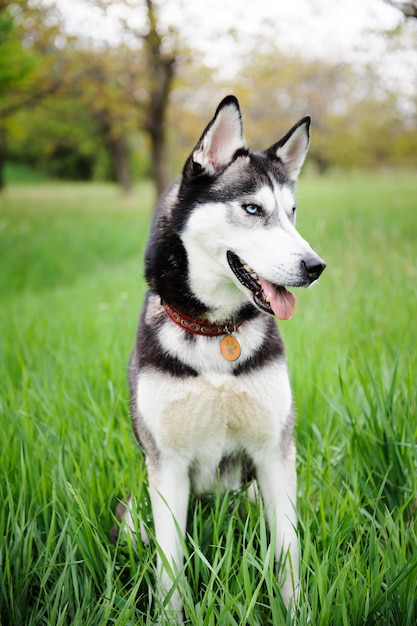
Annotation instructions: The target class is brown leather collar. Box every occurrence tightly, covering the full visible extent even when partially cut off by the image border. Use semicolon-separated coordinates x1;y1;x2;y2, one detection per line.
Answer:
162;301;242;336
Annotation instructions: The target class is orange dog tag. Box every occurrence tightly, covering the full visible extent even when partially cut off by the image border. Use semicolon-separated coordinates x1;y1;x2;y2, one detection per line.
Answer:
220;334;241;361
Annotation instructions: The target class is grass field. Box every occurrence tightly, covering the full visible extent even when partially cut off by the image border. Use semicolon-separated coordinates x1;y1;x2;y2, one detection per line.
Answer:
1;172;416;625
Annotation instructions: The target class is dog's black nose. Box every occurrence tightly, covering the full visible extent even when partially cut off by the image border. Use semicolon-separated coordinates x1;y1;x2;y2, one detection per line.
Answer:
302;254;326;281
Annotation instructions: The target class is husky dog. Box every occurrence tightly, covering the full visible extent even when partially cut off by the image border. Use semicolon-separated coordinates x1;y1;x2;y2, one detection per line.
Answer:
124;96;325;620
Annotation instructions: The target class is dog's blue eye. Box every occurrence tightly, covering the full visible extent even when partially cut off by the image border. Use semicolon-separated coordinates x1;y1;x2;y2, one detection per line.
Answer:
244;204;260;216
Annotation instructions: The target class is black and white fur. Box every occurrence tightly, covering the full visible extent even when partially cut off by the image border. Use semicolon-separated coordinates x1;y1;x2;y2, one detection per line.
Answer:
123;96;325;621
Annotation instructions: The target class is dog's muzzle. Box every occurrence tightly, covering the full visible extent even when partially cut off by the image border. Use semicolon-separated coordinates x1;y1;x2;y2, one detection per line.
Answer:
227;250;326;320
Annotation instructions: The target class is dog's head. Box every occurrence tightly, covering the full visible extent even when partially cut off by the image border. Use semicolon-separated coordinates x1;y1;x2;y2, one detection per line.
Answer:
173;96;326;320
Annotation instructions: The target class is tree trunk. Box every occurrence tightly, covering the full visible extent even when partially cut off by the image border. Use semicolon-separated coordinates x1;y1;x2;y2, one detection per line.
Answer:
144;0;176;198
99;113;132;194
147;73;173;197
108;133;132;194
150;128;168;199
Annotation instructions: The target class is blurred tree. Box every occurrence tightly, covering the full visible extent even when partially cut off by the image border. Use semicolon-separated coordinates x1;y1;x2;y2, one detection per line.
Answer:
2;0;416;187
142;0;176;197
61;0;179;193
0;1;74;188
0;3;36;113
0;1;37;188
226;41;417;172
85;0;178;194
67;45;143;192
8;96;106;180
2;0;180;194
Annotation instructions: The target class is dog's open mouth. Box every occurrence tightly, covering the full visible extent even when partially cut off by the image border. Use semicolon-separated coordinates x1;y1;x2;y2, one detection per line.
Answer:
227;251;296;320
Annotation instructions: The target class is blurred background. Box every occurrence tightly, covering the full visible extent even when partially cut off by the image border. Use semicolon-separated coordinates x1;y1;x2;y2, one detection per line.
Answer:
1;0;416;197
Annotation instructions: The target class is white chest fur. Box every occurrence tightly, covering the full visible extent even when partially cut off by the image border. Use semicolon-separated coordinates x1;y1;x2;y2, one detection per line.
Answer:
136;360;292;475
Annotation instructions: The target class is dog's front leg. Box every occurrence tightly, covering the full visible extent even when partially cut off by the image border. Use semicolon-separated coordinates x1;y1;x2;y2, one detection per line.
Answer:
255;443;298;609
148;457;190;622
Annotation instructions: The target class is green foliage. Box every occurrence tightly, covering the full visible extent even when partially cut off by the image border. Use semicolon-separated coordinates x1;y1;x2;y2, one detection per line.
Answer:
0;1;66;118
232;48;417;172
0;6;37;94
4;161;50;184
2;1;417;188
0;173;416;624
6;72;152;183
0;1;167;187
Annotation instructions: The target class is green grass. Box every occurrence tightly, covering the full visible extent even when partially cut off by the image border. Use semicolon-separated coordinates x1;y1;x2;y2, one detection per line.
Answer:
4;162;52;185
1;173;416;625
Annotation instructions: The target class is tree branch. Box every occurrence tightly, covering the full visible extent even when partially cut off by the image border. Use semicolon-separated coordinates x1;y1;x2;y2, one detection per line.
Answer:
0;81;62;118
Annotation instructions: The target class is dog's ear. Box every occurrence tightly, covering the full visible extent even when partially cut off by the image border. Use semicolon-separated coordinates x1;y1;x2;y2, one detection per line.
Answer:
183;96;246;179
267;116;311;181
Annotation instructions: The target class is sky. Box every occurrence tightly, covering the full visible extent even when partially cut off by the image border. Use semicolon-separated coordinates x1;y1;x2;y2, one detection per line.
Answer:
53;0;402;56
51;0;415;90
162;0;401;64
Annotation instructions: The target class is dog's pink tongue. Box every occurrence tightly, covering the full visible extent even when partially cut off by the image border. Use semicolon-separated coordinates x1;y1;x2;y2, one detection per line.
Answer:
259;278;296;320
